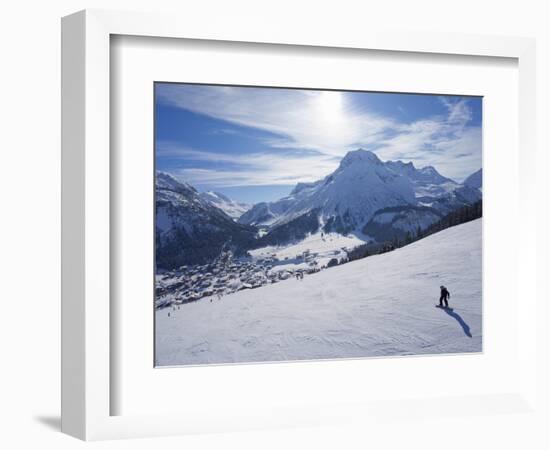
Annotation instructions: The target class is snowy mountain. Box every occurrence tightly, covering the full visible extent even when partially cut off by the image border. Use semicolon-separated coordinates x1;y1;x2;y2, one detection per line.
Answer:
239;149;481;241
156;171;197;196
199;191;251;220
156;152;482;268
240;150;416;234
232;197;297;228
385;160;459;199
464;168;482;190
156;219;482;366
156;172;256;268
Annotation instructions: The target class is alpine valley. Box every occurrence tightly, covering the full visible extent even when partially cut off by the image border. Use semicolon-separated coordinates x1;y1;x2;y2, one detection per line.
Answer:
155;148;483;364
156;149;482;273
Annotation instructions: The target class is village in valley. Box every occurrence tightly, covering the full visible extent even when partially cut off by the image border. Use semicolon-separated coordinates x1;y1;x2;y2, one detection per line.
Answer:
156;250;318;309
154;233;359;310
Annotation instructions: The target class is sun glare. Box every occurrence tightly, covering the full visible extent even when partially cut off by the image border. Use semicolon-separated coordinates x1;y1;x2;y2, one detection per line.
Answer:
316;91;344;122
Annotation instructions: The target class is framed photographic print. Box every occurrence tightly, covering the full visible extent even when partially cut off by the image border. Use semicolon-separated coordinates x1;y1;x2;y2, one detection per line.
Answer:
62;9;537;441
153;83;483;367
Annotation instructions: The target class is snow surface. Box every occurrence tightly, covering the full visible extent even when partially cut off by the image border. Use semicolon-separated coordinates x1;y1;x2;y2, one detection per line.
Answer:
249;230;370;271
156;219;482;366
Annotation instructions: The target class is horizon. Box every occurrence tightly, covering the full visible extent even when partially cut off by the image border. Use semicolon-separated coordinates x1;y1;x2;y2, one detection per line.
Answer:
155;83;482;204
157;148;482;206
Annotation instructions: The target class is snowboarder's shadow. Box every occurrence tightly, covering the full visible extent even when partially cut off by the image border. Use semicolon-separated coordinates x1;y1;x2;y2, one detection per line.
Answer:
440;307;472;338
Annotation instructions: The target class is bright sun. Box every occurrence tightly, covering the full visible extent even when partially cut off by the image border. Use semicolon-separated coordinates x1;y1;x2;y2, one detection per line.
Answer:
316;91;344;122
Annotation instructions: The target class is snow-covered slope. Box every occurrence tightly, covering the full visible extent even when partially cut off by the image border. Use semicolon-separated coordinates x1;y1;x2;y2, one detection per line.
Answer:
156;219;482;366
234;197;297;227
385;160;459;199
199;191;251;220
249;230;370;271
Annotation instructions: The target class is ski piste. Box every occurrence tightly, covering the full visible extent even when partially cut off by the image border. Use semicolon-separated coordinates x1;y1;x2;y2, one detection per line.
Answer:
156;219;482;365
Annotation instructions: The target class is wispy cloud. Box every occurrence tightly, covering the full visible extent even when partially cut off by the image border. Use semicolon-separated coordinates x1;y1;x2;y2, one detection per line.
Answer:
158;142;340;187
157;85;481;185
209;128;240;136
157;85;395;156
375;98;481;180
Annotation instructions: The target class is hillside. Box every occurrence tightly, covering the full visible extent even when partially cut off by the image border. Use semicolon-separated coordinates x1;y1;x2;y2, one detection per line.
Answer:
464;168;483;190
156;172;257;268
156;219;482;366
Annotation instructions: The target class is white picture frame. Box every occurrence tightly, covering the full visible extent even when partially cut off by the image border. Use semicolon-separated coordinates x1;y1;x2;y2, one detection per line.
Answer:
61;9;537;441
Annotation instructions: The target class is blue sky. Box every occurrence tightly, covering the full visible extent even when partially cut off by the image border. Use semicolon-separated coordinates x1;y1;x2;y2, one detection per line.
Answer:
155;83;482;204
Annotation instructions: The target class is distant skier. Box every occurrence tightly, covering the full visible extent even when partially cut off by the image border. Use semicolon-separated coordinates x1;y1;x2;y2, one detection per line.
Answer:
439;285;450;308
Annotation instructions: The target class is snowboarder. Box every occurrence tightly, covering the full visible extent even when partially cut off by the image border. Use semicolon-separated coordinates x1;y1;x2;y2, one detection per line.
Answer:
439;285;450;308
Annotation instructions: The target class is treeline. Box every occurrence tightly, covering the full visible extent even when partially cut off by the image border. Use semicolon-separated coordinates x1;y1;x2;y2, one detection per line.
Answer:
340;200;482;266
418;200;482;239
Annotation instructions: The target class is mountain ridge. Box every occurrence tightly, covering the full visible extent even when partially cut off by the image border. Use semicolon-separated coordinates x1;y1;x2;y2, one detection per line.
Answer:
155;172;257;268
156;150;482;269
464;168;482;190
239;149;480;237
199;190;251;220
